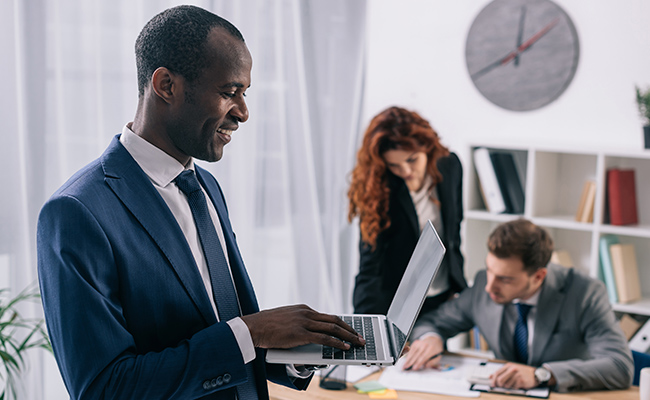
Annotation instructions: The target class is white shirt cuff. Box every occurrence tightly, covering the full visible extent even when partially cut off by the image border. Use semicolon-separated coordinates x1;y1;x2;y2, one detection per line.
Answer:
227;317;256;364
287;364;313;378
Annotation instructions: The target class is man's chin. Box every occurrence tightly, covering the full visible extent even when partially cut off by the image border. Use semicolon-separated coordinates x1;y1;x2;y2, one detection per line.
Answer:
489;293;507;304
196;147;224;163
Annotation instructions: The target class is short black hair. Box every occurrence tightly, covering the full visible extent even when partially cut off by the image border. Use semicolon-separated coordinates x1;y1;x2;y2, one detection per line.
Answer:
135;5;244;96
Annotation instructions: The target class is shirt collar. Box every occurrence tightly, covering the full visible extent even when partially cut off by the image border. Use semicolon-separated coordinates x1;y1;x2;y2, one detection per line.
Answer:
120;124;194;187
513;286;541;307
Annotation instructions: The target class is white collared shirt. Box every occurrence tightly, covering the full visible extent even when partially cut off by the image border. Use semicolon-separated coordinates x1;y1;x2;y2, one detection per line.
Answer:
408;175;449;297
511;287;541;353
119;125;255;363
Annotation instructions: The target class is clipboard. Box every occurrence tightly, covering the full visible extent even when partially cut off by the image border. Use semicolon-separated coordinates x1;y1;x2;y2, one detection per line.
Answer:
470;384;550;398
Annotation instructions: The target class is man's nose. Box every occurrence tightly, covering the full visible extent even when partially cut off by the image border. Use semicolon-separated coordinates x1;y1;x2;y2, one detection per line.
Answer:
485;276;495;293
231;97;249;123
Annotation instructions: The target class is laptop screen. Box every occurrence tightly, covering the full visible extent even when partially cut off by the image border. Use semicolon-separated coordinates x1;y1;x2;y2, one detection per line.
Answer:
386;220;446;353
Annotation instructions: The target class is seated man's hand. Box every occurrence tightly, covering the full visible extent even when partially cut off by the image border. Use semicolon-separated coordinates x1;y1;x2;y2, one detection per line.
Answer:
401;335;443;371
490;363;537;389
241;304;365;350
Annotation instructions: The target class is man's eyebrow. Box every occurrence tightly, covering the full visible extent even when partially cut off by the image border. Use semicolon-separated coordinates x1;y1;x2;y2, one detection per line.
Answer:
220;82;250;89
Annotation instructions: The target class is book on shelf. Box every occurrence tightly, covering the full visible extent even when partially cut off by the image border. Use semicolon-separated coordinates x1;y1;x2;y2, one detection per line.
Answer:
473;148;506;214
618;313;643;341
629;319;650;353
606;168;638;226
574;180;596;223
551;250;573;268
609;243;642;304
489;151;525;214
598;235;619;304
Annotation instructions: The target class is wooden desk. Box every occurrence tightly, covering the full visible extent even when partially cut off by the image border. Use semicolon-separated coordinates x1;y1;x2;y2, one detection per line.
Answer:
268;372;638;400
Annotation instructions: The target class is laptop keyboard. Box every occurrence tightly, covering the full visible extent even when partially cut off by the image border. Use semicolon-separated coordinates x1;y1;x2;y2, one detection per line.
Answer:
321;316;377;360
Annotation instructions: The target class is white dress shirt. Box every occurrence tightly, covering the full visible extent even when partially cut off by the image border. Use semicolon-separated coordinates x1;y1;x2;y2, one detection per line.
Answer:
119;125;255;364
510;287;542;353
409;174;449;297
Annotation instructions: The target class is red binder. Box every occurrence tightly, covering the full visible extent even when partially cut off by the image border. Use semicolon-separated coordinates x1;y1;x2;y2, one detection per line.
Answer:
607;169;638;226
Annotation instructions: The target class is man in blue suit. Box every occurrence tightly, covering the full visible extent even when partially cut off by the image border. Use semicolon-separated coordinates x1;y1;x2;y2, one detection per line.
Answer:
37;6;364;399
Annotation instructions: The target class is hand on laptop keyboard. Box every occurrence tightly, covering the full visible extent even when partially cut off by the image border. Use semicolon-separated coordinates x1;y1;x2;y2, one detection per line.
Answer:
241;304;366;350
322;316;377;361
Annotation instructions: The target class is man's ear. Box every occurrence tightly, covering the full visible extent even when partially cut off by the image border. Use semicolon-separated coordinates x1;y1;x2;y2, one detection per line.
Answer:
533;267;547;284
151;67;182;104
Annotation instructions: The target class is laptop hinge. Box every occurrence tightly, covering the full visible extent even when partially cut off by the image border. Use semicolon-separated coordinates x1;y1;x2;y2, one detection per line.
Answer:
384;318;396;361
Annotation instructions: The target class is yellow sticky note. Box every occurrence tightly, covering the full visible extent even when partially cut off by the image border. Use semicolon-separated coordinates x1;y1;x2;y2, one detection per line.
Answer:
368;388;398;399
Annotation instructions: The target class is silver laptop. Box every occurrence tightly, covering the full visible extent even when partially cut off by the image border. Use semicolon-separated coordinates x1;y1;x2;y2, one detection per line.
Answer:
265;220;445;366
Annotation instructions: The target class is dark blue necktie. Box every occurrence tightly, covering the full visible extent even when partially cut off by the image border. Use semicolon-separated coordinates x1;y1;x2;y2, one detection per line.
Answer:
513;303;532;364
175;170;258;399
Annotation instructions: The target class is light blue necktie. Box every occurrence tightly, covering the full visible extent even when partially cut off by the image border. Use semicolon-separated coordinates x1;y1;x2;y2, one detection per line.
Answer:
513;303;532;364
175;170;258;399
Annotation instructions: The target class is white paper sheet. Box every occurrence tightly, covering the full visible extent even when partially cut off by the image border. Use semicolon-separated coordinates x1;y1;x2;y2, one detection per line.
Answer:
378;355;484;398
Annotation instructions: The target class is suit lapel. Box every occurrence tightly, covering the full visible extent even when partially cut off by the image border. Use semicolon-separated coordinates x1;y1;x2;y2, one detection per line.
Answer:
530;267;567;365
101;136;216;325
435;157;450;237
393;177;420;237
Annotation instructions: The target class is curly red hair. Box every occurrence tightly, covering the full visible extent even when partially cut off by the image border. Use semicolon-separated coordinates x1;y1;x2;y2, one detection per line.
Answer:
347;106;450;248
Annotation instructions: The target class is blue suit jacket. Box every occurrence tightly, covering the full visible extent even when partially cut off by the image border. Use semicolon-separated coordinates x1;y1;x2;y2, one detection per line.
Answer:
37;135;306;399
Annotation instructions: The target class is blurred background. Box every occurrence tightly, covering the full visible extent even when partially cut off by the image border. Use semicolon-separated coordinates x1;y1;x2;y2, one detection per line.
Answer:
1;0;649;398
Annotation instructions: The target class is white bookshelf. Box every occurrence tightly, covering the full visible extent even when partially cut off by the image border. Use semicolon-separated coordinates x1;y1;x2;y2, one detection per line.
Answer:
463;145;650;316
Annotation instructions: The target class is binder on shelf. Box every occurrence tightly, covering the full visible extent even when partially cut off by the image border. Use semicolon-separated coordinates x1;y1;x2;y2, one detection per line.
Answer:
629;320;650;353
473;148;506;214
609;243;641;304
490;151;525;214
598;235;619;304
607;169;638;226
551;250;574;268
574;180;596;223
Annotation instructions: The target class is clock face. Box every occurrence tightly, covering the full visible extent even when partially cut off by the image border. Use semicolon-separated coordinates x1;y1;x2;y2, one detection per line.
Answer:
465;0;580;111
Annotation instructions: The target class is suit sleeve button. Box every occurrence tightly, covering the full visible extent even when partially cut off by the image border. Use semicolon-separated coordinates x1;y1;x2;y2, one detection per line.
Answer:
216;376;224;386
203;381;211;390
223;373;232;383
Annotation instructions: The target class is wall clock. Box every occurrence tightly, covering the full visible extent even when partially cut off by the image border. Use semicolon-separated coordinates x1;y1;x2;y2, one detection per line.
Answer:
465;0;580;111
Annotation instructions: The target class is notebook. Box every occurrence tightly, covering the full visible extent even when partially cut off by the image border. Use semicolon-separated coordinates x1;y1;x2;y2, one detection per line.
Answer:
265;220;445;366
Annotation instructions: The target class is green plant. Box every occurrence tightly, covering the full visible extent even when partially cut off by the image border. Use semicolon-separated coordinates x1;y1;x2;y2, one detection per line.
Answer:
635;85;650;126
0;285;52;400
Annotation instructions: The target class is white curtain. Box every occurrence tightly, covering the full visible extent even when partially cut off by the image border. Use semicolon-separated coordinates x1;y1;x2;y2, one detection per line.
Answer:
1;0;366;398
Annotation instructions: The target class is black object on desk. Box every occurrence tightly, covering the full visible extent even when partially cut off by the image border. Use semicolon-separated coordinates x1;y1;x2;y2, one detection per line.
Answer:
319;365;347;390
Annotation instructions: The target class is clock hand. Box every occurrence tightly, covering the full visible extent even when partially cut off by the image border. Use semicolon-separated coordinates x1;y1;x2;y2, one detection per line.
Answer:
470;17;560;80
514;6;527;66
516;17;559;54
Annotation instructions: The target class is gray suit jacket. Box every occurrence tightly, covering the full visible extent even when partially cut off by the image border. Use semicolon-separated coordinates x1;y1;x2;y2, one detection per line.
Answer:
412;264;633;392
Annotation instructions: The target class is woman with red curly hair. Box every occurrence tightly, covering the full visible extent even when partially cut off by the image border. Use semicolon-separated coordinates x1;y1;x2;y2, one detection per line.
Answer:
348;106;467;316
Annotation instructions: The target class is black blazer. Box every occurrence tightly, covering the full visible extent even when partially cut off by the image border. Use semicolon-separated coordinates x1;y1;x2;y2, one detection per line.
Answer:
352;152;467;315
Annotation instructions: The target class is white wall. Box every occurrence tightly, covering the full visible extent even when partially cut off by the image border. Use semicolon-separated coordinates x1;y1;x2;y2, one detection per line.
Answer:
364;0;650;159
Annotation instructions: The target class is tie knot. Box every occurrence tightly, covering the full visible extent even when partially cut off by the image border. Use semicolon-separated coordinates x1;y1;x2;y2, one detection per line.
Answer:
175;170;202;196
516;303;532;319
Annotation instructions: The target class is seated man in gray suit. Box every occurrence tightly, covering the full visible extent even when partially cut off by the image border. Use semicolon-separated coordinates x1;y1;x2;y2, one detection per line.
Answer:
403;219;633;392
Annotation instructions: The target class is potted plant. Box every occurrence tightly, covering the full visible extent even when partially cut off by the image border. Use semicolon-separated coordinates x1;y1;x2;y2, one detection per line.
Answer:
0;285;52;400
635;85;650;149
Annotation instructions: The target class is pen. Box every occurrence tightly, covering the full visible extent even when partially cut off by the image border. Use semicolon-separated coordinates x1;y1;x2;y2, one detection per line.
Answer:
404;351;444;371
